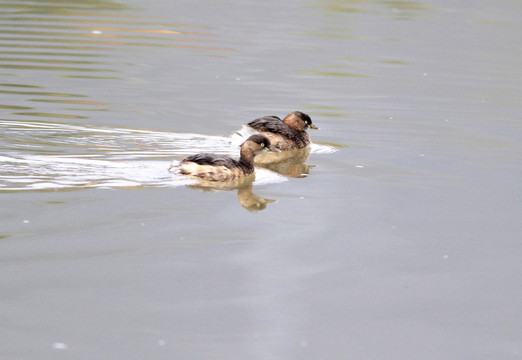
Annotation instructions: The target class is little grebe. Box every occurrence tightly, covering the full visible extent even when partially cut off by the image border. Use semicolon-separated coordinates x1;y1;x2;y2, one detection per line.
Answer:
171;134;277;181
233;111;318;151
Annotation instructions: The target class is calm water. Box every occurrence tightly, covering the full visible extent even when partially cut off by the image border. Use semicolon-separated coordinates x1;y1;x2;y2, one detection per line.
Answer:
1;0;521;359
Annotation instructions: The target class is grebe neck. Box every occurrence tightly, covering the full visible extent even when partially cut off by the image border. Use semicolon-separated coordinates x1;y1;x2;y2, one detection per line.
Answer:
238;147;255;174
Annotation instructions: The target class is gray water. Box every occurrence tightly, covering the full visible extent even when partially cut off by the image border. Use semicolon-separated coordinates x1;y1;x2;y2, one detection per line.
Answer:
1;0;521;359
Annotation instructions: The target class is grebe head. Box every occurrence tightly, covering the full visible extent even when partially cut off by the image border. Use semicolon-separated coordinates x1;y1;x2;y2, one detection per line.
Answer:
283;111;318;131
241;134;279;154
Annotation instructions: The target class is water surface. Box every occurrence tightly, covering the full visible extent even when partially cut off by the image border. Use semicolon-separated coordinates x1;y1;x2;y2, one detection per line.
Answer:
1;0;521;359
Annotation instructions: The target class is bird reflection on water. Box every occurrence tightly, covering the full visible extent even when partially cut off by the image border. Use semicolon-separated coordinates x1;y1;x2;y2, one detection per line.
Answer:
254;147;314;178
185;174;277;212
178;147;315;211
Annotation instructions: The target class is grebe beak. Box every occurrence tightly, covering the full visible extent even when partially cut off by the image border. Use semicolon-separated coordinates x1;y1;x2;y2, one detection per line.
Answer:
308;124;319;130
266;145;280;152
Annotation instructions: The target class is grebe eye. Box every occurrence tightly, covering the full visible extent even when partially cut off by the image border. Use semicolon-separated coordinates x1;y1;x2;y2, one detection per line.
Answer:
260;143;264;147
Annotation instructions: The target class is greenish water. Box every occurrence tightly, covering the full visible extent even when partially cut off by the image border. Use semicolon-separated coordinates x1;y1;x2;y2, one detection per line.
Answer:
1;0;521;359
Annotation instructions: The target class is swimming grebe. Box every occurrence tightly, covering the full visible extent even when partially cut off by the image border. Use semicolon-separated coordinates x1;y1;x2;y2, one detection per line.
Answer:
171;134;277;181
232;111;318;151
